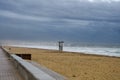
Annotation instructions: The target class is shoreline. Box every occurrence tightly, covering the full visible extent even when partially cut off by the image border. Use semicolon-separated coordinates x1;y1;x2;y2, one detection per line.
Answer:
8;45;120;57
6;46;120;58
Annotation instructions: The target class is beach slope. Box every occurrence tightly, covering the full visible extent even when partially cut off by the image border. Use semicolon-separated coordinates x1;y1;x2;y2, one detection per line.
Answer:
4;46;120;80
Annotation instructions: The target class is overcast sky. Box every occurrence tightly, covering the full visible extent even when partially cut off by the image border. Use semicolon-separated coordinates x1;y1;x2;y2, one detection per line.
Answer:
0;0;120;44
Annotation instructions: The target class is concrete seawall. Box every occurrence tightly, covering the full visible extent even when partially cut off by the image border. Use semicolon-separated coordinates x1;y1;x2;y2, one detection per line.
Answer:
1;47;67;80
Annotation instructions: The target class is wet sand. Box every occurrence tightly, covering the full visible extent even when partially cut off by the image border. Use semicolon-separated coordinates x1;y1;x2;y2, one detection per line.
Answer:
4;46;120;80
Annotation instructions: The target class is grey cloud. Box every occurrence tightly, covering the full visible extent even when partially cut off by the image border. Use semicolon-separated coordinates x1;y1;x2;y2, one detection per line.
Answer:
1;0;120;23
0;0;120;44
0;10;53;22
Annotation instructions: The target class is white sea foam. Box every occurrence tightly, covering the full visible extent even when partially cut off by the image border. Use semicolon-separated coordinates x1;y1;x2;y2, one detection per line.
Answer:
10;45;120;57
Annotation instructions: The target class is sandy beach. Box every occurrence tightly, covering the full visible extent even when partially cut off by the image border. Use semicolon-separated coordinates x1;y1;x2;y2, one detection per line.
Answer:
4;46;120;80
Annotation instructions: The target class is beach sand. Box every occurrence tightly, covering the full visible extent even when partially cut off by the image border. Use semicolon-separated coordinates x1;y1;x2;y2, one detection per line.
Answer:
4;46;120;80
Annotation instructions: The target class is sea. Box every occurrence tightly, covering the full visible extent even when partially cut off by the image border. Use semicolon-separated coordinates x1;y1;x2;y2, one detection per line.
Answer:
10;44;120;57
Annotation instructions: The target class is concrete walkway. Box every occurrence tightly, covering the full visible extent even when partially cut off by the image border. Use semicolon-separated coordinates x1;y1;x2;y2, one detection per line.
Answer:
29;61;68;80
0;48;24;80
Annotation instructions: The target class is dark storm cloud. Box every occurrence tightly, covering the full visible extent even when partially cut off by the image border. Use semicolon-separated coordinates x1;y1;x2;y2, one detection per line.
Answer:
0;0;120;43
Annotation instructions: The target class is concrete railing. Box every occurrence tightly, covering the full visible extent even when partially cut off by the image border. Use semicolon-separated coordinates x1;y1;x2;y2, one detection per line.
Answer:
11;55;56;80
1;47;56;80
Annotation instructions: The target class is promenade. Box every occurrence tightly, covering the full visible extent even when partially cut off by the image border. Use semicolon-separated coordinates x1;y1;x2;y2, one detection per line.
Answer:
0;48;24;80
